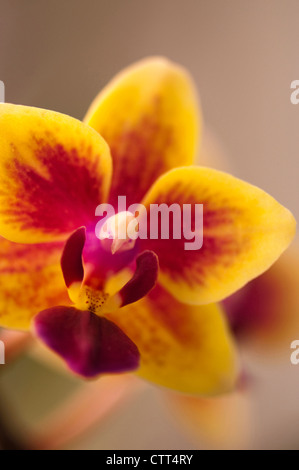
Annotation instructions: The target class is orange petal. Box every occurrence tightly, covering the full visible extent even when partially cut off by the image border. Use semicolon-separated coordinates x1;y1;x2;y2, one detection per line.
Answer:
140;166;296;305
108;284;239;395
0;237;69;330
84;57;200;206
0;104;112;243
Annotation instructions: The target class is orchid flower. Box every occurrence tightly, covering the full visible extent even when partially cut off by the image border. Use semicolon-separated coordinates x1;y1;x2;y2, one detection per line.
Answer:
0;58;295;396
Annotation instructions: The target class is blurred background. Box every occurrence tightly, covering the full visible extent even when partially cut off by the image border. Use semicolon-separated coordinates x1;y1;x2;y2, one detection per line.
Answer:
0;0;299;450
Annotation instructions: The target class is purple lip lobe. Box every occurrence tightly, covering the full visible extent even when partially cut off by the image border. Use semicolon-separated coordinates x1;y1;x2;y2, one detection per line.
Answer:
34;306;140;378
118;250;159;307
61;227;86;288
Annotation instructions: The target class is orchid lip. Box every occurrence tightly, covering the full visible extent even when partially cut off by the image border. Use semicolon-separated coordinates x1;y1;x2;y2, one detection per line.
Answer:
34;306;140;378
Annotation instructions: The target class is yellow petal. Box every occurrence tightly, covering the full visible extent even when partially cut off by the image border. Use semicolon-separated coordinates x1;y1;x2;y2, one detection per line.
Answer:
84;57;200;206
0;237;69;330
0;104;112;243
108;284;239;395
140;166;296;304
